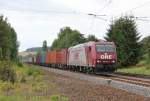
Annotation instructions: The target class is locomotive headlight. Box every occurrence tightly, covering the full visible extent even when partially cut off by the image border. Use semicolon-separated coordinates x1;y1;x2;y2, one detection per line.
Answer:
97;60;100;63
112;60;115;63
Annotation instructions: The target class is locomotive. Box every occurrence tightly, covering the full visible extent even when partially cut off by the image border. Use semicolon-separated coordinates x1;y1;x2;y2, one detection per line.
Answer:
25;41;117;73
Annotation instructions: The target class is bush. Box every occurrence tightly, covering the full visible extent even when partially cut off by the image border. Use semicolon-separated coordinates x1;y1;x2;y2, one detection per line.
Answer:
50;95;68;101
26;67;41;77
0;82;15;95
0;61;16;83
17;62;23;67
20;75;26;83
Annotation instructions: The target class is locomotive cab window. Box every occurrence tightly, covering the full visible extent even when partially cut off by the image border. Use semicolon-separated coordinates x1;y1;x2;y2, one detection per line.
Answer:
96;45;115;52
96;45;105;52
105;45;116;52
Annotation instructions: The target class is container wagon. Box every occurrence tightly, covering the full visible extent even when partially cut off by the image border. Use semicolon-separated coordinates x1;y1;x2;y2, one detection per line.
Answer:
27;41;117;73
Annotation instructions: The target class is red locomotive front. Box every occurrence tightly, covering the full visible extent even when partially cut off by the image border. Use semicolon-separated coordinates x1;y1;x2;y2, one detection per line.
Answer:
94;42;117;72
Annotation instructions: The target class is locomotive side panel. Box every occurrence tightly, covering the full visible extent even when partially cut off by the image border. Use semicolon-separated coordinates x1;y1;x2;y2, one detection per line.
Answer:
68;46;88;66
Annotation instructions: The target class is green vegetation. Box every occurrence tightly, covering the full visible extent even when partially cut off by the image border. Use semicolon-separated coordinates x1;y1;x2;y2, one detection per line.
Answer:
86;34;99;42
141;36;150;69
0;96;51;101
50;95;68;101
0;15;18;61
117;54;150;75
117;67;150;76
141;36;150;54
105;16;141;66
0;63;68;101
42;40;48;52
51;27;99;50
0;61;16;83
51;27;86;50
0;95;68;101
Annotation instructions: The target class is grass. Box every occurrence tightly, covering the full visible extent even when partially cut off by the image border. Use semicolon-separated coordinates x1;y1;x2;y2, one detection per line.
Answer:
117;54;150;76
0;96;51;101
0;63;69;101
117;66;150;76
0;95;68;101
50;94;69;101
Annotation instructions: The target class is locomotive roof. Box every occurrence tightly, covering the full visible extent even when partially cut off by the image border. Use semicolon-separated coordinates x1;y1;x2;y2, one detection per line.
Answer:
69;41;115;50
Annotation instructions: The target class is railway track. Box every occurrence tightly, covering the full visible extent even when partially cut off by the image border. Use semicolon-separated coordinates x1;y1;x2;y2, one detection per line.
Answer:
65;70;150;87
106;73;150;87
37;64;150;87
81;71;150;87
85;72;150;87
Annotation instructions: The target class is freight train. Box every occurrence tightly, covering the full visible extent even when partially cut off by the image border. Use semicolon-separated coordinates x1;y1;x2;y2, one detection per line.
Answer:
25;41;117;73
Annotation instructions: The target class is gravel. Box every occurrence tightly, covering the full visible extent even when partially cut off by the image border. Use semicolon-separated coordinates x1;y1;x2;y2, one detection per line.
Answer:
42;67;150;101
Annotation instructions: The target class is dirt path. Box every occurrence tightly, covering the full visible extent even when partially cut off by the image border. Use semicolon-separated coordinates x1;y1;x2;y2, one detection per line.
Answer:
44;70;150;101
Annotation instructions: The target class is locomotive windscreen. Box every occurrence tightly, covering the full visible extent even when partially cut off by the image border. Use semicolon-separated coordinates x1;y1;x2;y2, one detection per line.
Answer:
96;45;116;52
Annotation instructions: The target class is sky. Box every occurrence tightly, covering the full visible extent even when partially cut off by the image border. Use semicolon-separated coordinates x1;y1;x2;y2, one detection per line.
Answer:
0;0;150;51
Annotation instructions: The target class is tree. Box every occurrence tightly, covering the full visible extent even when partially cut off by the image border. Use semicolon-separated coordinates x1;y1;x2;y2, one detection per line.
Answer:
105;16;141;66
0;15;18;60
141;36;150;67
51;27;86;50
86;34;99;42
10;28;19;60
42;40;48;52
0;47;2;60
141;36;150;54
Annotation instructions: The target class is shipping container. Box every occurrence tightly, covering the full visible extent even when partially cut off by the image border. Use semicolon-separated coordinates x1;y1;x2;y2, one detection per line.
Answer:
61;49;68;65
45;52;51;64
40;51;46;64
50;50;61;64
36;54;41;64
28;56;33;63
33;55;37;63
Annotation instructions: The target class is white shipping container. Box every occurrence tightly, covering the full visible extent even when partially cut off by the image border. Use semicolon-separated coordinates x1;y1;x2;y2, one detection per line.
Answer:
33;56;36;63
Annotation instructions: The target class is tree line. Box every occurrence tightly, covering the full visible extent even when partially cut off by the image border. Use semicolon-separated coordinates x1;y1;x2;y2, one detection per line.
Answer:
48;16;150;67
0;15;18;61
51;27;98;50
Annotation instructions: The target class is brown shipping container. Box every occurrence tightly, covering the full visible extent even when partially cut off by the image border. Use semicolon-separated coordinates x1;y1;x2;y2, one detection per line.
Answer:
61;49;68;65
50;51;56;64
50;50;62;64
57;51;62;64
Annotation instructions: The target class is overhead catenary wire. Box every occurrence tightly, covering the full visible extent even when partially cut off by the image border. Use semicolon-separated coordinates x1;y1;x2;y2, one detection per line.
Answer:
85;0;112;33
1;1;149;29
114;0;150;21
126;1;150;14
0;7;80;14
0;6;109;21
98;0;112;12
